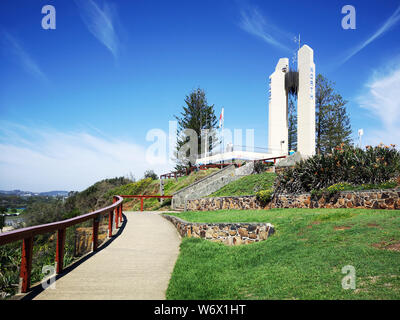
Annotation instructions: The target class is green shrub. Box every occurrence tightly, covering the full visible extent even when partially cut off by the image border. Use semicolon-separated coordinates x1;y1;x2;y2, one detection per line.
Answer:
254;161;273;174
310;180;398;200
256;189;273;205
361;181;398;190
310;189;323;199
144;169;158;180
311;182;353;199
276;144;400;193
254;161;266;174
326;182;354;193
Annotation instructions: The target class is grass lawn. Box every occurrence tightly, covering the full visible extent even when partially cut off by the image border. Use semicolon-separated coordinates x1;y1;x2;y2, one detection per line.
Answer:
208;172;276;197
166;208;400;300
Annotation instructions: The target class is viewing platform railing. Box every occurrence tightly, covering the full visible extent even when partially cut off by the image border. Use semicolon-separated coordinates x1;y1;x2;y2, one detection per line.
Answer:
119;195;173;211
0;195;124;294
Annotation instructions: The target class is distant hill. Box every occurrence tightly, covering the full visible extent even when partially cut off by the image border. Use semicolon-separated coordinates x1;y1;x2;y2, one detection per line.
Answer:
0;190;69;197
38;191;70;197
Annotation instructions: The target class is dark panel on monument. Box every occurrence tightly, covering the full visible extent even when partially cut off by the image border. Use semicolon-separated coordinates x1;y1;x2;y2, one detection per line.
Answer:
285;71;299;95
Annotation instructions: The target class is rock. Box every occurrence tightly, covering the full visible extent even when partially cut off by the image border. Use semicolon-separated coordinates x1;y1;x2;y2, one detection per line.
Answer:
224;237;233;245
385;198;394;206
346;201;353;208
233;236;242;245
275;151;304;167
379;201;387;209
205;229;213;239
259;231;267;240
238;228;248;238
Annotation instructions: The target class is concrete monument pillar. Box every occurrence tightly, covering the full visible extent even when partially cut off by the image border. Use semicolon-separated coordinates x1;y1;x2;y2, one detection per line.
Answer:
267;44;316;158
268;58;289;156
297;45;316;157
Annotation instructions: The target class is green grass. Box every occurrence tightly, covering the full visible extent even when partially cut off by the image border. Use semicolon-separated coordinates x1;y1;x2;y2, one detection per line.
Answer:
163;168;220;195
166;208;400;300
311;181;399;198
208;172;276;197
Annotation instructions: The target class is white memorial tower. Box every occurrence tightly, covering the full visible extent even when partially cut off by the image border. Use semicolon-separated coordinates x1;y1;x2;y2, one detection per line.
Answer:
268;58;289;156
268;44;315;158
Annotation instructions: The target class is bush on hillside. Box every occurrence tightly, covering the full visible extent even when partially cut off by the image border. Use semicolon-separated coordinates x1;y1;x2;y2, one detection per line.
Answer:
144;170;158;180
254;161;273;174
256;189;274;206
64;177;132;213
275;144;400;194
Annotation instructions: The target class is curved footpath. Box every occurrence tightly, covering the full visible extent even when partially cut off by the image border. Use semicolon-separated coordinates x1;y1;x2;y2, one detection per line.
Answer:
33;211;181;300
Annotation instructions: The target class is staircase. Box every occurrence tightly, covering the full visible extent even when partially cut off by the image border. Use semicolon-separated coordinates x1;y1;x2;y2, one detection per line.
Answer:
171;162;254;210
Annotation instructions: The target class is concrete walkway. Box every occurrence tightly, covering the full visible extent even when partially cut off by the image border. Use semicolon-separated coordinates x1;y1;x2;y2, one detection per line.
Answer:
33;211;181;300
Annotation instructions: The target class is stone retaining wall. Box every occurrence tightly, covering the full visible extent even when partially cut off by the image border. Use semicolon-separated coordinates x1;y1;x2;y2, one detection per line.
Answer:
163;214;275;245
185;188;400;211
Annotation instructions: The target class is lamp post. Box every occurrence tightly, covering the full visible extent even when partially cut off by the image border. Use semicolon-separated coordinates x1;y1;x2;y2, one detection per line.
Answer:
358;129;364;148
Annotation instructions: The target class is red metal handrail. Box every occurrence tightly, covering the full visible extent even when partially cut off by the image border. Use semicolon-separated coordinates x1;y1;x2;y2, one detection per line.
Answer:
0;195;124;294
254;155;287;164
120;195;172;212
160;163;231;179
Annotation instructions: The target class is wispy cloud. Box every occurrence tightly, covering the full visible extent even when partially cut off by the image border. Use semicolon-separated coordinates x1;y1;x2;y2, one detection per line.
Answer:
0;123;172;192
341;4;400;65
1;30;47;81
239;7;293;52
75;0;121;60
357;58;400;147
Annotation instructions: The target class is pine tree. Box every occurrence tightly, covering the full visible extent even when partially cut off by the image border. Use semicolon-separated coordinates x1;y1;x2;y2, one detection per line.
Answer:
174;88;218;170
315;74;352;154
288;94;297;152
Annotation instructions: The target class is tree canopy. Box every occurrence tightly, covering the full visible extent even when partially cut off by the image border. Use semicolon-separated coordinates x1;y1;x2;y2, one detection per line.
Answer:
174;88;218;170
315;74;352;154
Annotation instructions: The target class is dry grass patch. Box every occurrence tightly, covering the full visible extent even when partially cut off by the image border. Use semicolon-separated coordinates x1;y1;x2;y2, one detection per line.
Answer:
334;225;352;231
372;240;400;252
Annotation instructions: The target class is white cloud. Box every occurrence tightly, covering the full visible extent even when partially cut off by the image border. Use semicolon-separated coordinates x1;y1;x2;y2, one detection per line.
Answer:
75;0;120;59
341;4;400;65
1;30;47;81
0;124;173;192
239;7;293;52
358;58;400;147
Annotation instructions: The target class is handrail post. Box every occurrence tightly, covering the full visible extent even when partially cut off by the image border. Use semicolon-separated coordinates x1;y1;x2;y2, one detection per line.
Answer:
19;236;33;293
92;215;99;252
114;197;119;229
56;228;66;274
108;210;113;238
119;204;123;223
140;197;143;211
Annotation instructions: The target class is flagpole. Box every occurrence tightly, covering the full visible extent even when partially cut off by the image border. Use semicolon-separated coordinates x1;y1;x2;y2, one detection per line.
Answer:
221;108;225;163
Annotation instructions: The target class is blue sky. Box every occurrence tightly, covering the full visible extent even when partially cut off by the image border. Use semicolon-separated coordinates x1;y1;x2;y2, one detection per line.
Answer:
0;0;400;191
